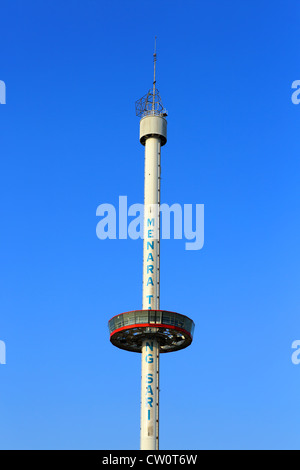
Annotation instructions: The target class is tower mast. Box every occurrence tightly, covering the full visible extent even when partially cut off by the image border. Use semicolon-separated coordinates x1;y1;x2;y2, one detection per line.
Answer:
108;40;195;451
140;37;161;450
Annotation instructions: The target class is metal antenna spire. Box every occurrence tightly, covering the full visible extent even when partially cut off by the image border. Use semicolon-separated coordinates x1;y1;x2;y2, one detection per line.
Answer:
135;37;168;118
152;36;157;112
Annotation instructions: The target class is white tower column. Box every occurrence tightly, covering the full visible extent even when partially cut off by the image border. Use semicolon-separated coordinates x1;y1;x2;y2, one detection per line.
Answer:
139;115;166;451
140;339;159;450
140;133;161;451
142;137;160;311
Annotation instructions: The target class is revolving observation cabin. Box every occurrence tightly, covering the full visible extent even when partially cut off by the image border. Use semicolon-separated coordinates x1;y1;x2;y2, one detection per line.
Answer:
109;310;195;353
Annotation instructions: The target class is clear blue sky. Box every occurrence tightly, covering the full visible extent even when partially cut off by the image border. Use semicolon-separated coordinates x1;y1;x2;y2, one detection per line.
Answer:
0;0;300;450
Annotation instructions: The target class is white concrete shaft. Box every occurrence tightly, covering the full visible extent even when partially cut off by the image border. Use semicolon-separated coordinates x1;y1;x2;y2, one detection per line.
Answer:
142;136;160;311
140;339;159;450
141;132;161;451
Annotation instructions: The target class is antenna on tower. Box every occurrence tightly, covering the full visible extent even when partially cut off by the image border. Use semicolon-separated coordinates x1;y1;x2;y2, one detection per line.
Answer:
135;37;168;118
152;36;157;111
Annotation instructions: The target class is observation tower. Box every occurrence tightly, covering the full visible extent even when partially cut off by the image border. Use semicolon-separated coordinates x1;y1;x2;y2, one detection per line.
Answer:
108;39;195;450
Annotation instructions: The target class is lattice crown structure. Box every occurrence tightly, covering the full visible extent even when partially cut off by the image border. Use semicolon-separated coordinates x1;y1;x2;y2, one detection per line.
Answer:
135;89;168;118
